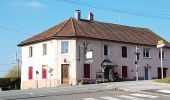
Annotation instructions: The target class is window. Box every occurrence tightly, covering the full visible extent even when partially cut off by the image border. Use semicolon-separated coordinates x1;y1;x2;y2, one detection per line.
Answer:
104;45;108;56
143;48;150;58
43;44;47;55
122;46;127;58
61;41;69;54
159;50;165;59
29;46;33;57
122;66;127;78
42;66;47;79
28;66;33;80
84;64;90;78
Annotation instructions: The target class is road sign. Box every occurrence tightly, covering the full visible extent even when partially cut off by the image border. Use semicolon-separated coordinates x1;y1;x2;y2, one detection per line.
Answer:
157;43;165;48
86;50;93;59
157;40;165;48
158;40;164;45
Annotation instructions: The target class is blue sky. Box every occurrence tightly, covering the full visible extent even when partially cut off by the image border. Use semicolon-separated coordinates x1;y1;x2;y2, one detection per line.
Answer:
0;0;170;77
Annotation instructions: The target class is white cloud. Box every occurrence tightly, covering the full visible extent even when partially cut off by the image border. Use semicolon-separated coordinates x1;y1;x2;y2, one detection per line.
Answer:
9;0;46;8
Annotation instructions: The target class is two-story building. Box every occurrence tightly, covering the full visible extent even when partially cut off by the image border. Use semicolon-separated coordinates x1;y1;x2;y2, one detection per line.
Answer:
18;10;170;89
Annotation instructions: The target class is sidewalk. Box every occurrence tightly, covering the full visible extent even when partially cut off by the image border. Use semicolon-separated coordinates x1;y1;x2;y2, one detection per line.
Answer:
106;80;170;92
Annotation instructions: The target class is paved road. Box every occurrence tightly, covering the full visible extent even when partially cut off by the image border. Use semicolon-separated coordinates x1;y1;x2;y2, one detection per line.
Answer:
0;90;170;100
1;80;170;100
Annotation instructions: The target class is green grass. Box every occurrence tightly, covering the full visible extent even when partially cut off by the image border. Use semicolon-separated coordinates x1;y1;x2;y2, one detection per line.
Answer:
155;77;170;83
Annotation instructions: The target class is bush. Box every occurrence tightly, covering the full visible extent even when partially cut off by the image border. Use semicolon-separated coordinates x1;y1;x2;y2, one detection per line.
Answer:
0;77;21;91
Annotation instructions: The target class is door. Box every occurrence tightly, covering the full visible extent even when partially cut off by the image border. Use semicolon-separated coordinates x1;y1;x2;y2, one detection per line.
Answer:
104;67;109;79
158;68;167;79
122;66;127;78
61;64;69;84
84;64;90;78
145;68;149;80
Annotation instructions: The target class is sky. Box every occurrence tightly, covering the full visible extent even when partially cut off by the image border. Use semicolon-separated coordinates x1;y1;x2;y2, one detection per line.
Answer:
0;0;170;77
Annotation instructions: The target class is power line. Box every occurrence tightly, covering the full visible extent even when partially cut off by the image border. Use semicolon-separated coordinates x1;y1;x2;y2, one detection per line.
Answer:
0;25;33;36
57;0;170;20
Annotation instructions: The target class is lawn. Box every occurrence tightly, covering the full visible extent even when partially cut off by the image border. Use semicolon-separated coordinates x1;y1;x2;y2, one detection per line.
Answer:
155;77;170;83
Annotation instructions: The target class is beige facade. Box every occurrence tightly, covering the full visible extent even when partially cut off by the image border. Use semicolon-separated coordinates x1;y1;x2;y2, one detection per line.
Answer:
21;37;170;89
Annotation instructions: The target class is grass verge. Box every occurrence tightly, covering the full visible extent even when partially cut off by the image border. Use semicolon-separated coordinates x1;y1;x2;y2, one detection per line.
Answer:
155;77;170;83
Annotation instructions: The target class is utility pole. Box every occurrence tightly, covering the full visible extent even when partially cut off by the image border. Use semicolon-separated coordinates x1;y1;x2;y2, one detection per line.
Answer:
135;46;140;82
157;40;165;79
16;53;20;77
160;47;163;79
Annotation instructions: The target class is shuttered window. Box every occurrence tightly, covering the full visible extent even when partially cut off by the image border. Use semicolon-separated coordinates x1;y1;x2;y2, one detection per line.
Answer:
122;46;127;58
104;45;108;56
84;64;90;78
28;66;33;80
42;67;47;79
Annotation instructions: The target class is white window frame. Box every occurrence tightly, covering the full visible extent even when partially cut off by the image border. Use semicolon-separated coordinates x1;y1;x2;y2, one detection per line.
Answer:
143;48;150;58
61;41;69;54
43;43;47;56
29;46;33;58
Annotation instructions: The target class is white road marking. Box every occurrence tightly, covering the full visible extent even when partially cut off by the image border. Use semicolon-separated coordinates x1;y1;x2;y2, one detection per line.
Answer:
118;95;144;100
157;90;170;93
83;98;98;100
130;94;158;98
28;93;34;95
100;96;121;100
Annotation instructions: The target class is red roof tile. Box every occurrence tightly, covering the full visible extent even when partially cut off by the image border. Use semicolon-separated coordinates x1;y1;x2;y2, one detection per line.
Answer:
18;18;170;47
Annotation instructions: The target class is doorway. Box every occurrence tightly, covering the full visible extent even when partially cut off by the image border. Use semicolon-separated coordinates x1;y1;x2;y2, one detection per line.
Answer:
104;67;109;79
144;68;149;80
61;64;69;84
158;67;167;79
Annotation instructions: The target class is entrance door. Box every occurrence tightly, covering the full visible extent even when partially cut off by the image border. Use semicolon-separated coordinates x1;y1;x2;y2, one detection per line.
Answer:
61;64;69;84
145;68;149;80
104;67;109;79
158;68;167;79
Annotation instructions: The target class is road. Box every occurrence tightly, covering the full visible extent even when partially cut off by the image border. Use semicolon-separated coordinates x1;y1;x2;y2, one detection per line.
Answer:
1;81;170;100
0;89;170;100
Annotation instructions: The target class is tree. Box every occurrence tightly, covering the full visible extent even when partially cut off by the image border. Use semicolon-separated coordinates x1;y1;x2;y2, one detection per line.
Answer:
5;66;21;78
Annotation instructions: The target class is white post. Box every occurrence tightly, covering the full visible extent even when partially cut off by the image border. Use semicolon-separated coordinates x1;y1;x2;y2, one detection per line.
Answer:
136;46;138;82
160;47;163;79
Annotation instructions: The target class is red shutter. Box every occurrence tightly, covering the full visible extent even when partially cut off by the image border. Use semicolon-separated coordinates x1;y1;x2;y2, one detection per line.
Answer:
42;67;47;78
28;66;33;80
122;66;127;78
84;64;90;78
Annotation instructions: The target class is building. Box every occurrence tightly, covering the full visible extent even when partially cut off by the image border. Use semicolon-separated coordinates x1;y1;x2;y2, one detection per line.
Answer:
18;10;170;89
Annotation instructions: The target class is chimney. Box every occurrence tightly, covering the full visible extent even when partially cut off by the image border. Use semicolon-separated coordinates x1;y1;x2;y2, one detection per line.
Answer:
88;12;94;21
75;10;81;20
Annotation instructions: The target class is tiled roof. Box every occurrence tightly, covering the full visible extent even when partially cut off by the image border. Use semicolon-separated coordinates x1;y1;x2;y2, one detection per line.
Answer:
18;18;170;47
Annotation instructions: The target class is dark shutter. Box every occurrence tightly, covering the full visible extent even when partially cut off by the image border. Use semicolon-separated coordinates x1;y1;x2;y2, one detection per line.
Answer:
104;45;108;56
28;66;33;80
122;46;127;58
122;66;127;78
84;64;90;78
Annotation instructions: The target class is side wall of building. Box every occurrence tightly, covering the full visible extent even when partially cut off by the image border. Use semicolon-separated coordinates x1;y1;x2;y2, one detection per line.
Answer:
76;38;170;80
21;39;77;89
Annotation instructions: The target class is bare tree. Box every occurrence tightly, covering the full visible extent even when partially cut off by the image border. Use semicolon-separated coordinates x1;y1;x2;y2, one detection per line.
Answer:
5;66;21;78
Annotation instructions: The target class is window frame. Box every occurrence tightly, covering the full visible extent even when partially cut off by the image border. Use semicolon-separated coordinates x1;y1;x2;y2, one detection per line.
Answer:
104;45;109;56
29;46;33;58
122;46;127;58
143;48;150;58
43;43;47;56
61;41;69;54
